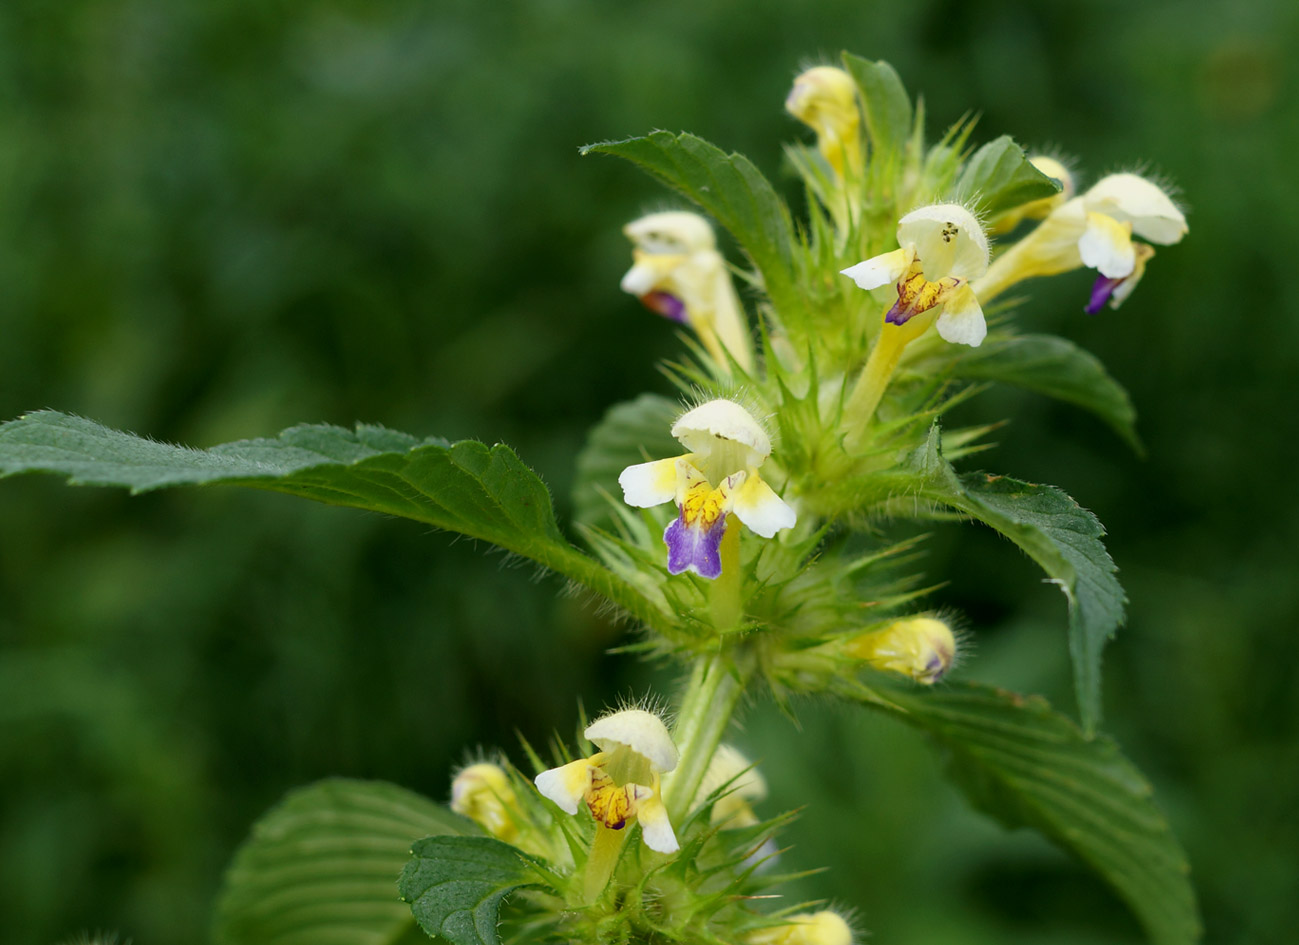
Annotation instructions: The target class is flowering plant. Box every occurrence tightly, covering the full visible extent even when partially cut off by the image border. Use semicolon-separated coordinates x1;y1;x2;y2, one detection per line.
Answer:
0;54;1197;945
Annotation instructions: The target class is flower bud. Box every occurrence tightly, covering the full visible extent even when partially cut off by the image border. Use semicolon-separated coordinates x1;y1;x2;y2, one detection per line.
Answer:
748;910;853;945
845;616;957;684
451;762;520;841
786;66;862;178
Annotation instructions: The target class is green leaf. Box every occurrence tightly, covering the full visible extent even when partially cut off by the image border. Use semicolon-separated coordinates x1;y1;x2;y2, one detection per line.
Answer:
213;778;469;945
0;410;671;633
841;54;912;161
572;393;681;529
955;135;1061;216
399;836;545;945
580;131;802;319
908;431;1126;731
947;334;1141;451
877;682;1200;945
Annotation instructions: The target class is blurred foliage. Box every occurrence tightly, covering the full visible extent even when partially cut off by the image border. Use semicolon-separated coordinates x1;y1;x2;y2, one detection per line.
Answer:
0;1;1295;944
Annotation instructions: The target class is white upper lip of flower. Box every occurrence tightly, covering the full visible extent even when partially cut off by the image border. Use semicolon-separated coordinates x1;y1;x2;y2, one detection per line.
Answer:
670;399;772;467
584;708;680;773
623;211;717;256
895;204;990;282
1083;172;1187;246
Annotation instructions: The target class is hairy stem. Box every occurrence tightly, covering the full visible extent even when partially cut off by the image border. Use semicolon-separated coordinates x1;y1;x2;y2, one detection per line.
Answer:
663;650;747;822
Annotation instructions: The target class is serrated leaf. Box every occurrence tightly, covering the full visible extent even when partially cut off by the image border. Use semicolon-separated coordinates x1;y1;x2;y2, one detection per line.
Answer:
0;411;671;633
572;393;681;529
947;334;1140;451
580;131;802;319
841;54;911;162
877;682;1200;945
955;135;1061;216
213;778;469;945
399;836;544;945
908;431;1126;731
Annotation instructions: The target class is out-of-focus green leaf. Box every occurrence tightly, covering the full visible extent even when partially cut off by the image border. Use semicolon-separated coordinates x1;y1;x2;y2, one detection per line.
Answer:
874;682;1200;945
0;411;672;633
572;393;681;529
955;135;1061;215
213;779;468;945
580;132;803;319
946;334;1141;451
399;836;546;945
907;431;1125;731
842;54;912;162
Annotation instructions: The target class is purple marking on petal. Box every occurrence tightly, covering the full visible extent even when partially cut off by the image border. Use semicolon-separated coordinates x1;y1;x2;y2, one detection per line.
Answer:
1085;274;1122;314
884;297;915;326
641;291;689;325
663;510;727;579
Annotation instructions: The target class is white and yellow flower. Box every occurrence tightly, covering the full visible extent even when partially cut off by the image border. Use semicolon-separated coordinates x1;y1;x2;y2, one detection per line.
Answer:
620;211;755;372
698;743;768;828
974;172;1187;310
845;616;958;684
618;399;797;579
841;203;991;347
535;708;680;854
451;762;520;841
747;911;854;945
786;66;862;179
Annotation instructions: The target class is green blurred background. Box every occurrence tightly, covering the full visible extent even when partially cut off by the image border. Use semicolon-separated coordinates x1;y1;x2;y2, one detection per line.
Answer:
0;1;1294;943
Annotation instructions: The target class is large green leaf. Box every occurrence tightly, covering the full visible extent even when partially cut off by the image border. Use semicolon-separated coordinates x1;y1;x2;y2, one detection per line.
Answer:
946;333;1140;451
875;682;1200;945
908;430;1125;732
213;779;469;945
841;54;911;162
0;410;670;633
572;393;681;529
580;131;803;320
399;836;546;945
955;135;1061;216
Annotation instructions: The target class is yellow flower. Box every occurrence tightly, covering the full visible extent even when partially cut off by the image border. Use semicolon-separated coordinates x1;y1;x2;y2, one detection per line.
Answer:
534;708;680;854
620;211;754;372
786;66;862;179
748;911;853;945
698;743;767;828
842;203;991;346
845;616;957;684
618;399;796;579
451;762;520;841
974;172;1187;308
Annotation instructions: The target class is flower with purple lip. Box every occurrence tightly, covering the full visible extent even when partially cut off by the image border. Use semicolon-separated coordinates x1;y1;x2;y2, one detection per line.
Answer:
618;399;797;579
620;212;754;372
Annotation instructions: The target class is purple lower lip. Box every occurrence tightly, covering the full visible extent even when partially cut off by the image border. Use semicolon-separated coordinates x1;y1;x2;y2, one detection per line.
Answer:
641;291;688;324
1085;274;1121;314
663;511;727;579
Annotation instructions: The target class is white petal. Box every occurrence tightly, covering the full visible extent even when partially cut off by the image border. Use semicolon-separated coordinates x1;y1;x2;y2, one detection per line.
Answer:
534;758;594;815
840;248;910;290
634;793;679;854
623;211;716;255
584;709;679;773
898;203;989;281
934;284;987;347
620;260;661;296
618;456;684;508
731;473;797;538
1084;173;1187;245
671;399;771;465
1078;212;1135;279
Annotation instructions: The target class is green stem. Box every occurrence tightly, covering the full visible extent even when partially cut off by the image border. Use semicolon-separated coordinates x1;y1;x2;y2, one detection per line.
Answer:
663;651;747;822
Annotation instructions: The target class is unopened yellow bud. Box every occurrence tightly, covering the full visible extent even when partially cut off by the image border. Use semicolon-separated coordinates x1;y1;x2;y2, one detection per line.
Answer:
845;616;957;684
451;762;520;841
748;910;853;945
786;66;862;178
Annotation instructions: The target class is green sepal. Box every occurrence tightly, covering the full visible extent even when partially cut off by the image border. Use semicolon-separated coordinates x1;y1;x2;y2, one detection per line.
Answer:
213;778;470;945
955;134;1061;215
865;681;1201;945
399;836;549;945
